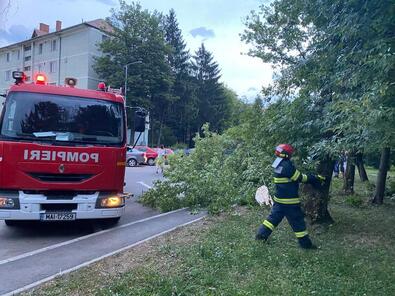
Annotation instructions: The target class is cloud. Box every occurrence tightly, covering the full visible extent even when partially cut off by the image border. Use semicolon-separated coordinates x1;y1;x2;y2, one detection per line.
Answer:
189;27;215;39
64;0;116;5
95;0;116;5
0;24;30;44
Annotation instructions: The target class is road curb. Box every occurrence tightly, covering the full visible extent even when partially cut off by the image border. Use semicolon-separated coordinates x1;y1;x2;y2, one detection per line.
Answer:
1;213;205;296
0;207;187;266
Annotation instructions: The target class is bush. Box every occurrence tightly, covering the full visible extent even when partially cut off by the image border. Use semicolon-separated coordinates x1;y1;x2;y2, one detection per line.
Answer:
388;179;395;195
140;124;273;213
345;195;364;207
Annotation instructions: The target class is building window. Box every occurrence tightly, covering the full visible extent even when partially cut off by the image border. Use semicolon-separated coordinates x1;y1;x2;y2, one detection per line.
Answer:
50;61;57;73
38;43;43;55
12;50;20;60
24;56;31;62
24;66;31;71
6;52;10;62
51;40;57;51
24;45;31;51
17;50;20;60
38;63;43;72
5;70;11;81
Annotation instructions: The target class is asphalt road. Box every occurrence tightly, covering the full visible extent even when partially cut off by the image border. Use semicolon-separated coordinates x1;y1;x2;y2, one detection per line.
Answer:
0;166;205;296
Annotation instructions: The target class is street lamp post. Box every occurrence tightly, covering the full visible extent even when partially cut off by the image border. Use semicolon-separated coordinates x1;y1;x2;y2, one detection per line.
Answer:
123;60;142;101
123;61;142;145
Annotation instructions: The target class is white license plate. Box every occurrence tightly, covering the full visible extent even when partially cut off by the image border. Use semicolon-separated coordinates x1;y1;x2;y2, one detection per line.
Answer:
40;212;76;221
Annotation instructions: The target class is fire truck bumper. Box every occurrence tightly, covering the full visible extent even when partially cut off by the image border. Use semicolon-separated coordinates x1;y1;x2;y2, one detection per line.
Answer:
0;191;125;221
0;208;125;220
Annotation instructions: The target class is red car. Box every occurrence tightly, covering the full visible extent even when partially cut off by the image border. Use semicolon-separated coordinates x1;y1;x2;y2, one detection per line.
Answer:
135;146;158;166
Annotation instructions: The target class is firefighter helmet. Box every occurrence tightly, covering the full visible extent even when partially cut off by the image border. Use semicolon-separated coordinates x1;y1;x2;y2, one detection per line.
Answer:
275;144;294;158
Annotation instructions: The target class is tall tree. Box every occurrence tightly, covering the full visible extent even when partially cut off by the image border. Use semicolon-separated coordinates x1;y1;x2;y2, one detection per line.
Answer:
320;0;394;201
242;0;337;224
94;1;175;145
163;9;190;76
163;9;198;146
192;43;232;133
242;0;395;221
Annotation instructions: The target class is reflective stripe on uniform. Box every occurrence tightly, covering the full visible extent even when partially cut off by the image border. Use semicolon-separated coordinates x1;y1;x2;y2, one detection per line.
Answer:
295;231;308;238
291;170;301;181
302;174;308;183
273;177;292;183
263;220;274;230
273;196;301;204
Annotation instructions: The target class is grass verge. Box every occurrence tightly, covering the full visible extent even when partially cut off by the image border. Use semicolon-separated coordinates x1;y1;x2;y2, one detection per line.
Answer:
23;178;395;296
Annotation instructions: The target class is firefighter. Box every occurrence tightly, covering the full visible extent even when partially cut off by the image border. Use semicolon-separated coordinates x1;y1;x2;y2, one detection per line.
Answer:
255;144;325;249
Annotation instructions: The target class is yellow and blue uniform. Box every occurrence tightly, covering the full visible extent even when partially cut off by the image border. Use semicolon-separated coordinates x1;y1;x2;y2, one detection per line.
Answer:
256;157;323;249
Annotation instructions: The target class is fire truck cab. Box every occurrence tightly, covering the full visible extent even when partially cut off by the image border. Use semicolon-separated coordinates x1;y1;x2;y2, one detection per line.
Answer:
0;72;132;226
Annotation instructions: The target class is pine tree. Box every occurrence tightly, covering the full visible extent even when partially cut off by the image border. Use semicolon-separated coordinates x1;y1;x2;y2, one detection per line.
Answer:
192;43;231;132
163;9;198;145
164;9;190;76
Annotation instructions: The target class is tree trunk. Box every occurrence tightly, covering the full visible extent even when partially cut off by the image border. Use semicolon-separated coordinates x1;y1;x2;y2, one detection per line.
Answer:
372;147;390;205
355;153;369;182
343;154;355;194
186;124;191;147
302;156;335;224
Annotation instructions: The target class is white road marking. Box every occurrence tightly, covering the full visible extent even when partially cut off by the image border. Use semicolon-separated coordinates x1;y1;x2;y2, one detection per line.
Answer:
1;215;205;296
137;181;152;189
0;208;187;266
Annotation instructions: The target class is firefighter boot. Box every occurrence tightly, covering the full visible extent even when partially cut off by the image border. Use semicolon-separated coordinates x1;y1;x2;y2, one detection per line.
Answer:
298;236;317;249
255;225;269;241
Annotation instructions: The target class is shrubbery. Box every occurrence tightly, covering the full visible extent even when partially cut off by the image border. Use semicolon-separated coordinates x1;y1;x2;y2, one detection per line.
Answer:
140;101;321;214
140;123;274;213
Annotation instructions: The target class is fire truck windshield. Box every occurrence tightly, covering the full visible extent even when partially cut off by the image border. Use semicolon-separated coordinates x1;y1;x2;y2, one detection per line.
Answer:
0;92;125;146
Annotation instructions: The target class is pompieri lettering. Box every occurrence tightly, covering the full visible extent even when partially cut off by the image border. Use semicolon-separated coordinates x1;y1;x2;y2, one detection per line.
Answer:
23;150;99;163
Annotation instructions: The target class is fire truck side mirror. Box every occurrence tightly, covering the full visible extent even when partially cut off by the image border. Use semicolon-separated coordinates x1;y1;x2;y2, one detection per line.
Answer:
134;111;146;132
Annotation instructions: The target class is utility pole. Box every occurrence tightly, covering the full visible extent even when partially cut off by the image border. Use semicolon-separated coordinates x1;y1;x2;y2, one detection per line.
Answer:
123;60;142;101
123;61;142;144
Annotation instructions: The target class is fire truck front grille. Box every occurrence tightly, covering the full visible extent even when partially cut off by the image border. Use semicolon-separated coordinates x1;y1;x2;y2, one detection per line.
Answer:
28;173;94;183
41;203;78;212
45;191;96;200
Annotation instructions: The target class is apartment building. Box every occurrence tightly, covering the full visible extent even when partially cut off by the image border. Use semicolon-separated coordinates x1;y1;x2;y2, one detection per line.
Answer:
0;19;112;96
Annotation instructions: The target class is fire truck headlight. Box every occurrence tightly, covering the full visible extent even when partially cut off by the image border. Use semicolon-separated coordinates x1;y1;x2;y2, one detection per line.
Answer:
0;197;19;209
96;195;125;208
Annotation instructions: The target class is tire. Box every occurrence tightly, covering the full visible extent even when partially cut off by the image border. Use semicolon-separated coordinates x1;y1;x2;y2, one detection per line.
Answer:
101;217;120;228
147;158;155;166
5;220;18;226
127;158;138;167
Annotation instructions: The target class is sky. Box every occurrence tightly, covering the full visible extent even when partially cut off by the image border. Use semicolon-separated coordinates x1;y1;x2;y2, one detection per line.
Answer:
0;0;272;100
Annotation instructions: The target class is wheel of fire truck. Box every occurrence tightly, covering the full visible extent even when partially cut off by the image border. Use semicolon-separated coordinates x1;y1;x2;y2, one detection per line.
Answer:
100;217;121;228
4;220;20;226
147;158;155;166
127;158;138;167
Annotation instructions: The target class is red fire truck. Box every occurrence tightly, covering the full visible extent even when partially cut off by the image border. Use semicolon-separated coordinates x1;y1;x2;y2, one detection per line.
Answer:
0;72;136;226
